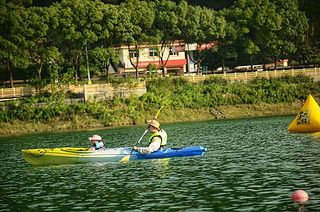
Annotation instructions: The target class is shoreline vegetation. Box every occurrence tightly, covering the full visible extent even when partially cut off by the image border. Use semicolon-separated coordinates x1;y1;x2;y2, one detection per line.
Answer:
1;75;319;136
0;103;302;136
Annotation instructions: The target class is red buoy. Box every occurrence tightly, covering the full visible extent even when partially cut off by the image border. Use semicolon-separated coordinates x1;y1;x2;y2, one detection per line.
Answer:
292;190;309;203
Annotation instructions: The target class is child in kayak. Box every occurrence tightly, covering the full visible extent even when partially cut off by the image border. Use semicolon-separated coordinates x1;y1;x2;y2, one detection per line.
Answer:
88;135;105;151
132;120;167;154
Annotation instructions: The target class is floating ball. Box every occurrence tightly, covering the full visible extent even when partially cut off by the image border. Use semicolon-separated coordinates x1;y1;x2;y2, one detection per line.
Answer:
292;190;309;203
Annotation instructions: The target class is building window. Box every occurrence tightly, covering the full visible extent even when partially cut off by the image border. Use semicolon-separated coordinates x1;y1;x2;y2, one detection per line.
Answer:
129;50;138;58
169;48;179;56
149;49;158;57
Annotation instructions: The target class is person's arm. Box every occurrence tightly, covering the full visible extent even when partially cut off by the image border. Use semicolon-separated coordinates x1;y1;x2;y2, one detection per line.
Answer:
136;137;161;154
99;141;105;149
88;146;95;151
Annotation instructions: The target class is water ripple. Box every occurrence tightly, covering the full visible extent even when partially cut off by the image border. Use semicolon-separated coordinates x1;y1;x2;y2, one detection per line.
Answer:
1;116;320;211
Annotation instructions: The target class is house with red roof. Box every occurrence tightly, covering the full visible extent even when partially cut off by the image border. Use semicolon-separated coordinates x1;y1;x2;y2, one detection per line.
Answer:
109;41;199;76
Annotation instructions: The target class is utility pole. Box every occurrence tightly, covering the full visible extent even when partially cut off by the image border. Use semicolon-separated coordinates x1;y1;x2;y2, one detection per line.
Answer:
86;45;91;85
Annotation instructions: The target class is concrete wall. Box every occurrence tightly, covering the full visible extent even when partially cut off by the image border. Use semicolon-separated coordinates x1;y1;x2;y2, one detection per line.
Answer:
82;82;146;102
0;82;147;102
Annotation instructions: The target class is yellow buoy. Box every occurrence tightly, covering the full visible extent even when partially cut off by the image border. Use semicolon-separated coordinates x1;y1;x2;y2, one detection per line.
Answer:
287;94;320;133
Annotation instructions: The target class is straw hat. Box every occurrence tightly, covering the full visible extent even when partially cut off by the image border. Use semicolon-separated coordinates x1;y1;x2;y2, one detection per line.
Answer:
89;135;102;141
148;120;160;130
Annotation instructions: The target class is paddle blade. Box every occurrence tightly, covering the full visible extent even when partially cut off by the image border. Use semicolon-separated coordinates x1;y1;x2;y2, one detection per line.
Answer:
119;155;131;162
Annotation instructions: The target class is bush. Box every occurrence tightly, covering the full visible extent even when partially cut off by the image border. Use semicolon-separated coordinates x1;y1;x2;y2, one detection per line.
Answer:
1;75;319;124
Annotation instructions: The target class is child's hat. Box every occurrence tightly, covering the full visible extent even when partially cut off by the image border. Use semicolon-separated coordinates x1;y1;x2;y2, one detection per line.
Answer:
89;135;102;141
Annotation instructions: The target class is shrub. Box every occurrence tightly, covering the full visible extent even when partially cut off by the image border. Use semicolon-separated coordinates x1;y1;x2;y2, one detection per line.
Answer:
1;75;320;125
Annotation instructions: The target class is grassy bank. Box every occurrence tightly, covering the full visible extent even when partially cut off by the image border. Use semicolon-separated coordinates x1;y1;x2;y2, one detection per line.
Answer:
0;102;302;135
0;75;319;135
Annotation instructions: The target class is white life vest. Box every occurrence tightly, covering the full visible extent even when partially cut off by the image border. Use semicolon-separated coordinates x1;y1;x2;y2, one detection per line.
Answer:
148;129;167;148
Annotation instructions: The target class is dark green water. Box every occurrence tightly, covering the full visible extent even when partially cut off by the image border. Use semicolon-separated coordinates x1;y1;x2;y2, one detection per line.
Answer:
1;115;320;211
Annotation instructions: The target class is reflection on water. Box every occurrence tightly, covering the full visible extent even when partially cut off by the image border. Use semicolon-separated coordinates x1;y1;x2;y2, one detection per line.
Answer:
310;132;320;143
1;115;320;211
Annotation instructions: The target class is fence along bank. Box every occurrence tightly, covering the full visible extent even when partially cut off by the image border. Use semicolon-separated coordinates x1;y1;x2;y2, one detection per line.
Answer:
1;67;320;101
0;82;147;102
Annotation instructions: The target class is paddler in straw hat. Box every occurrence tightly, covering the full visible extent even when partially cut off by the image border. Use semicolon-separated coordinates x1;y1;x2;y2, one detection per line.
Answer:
132;120;167;154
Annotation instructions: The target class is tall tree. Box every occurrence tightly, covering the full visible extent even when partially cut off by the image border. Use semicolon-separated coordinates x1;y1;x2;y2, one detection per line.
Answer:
26;6;60;80
181;4;227;75
51;0;104;84
266;0;309;69
298;0;320;63
229;0;282;70
244;39;260;71
150;0;181;77
213;8;238;73
0;2;30;87
92;4;127;82
120;0;155;80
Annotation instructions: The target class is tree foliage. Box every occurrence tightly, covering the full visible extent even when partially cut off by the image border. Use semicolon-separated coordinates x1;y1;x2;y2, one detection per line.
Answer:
0;0;317;87
181;5;227;74
120;0;155;80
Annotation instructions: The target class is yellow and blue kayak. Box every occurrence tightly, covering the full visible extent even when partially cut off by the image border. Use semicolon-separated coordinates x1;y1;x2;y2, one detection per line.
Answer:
21;146;207;165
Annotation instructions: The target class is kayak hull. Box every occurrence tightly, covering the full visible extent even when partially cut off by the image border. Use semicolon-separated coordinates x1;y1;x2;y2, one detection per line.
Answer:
21;146;207;165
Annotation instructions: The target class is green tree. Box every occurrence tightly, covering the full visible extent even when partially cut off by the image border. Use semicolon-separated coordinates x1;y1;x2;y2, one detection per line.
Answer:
244;39;260;71
0;2;30;87
51;0;104;84
214;9;238;73
298;0;320;63
181;4;227;75
94;3;131;82
120;0;155;80
26;6;61;80
88;46;118;82
171;0;235;11
229;0;282;69
150;0;181;77
267;0;309;68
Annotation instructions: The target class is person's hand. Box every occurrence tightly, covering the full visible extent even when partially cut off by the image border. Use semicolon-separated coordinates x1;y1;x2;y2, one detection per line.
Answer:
131;146;138;150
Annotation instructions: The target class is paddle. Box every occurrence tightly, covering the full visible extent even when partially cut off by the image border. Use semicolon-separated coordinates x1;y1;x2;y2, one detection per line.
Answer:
119;105;164;162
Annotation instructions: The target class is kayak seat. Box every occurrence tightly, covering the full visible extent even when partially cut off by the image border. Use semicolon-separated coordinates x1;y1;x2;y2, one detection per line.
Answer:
170;147;185;150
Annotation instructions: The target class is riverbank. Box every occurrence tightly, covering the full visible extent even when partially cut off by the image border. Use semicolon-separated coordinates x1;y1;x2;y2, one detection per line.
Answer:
1;75;318;136
0;101;301;136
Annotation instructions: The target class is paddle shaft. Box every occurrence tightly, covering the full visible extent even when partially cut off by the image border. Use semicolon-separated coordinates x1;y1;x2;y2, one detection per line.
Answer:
126;129;148;156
